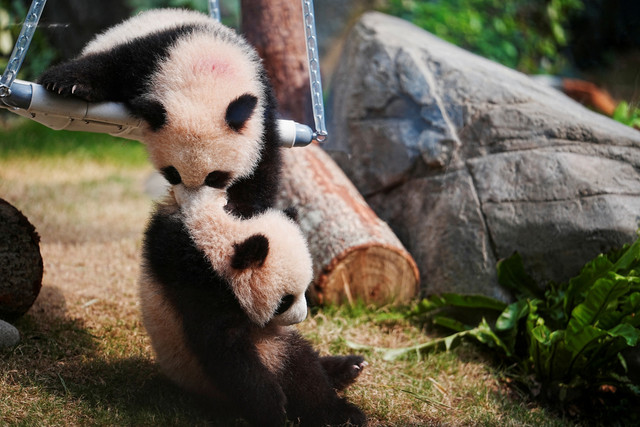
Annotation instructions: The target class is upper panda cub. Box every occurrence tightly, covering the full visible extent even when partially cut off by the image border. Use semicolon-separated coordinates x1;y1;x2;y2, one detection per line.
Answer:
140;188;367;426
38;8;282;218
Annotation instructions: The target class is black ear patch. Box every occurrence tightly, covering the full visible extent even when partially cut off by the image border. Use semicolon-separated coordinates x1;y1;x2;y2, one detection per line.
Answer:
204;171;231;189
161;166;182;185
231;234;269;270
225;94;258;132
129;97;167;131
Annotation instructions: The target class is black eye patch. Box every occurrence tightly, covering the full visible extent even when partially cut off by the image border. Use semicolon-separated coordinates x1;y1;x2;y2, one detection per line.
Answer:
204;170;231;189
160;166;181;185
275;294;295;316
225;94;258;132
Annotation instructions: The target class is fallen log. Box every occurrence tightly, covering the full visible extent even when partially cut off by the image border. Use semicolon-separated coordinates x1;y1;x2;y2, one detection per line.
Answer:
0;199;43;320
276;144;420;306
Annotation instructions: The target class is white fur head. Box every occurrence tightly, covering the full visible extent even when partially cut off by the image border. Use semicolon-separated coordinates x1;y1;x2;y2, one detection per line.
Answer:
147;29;266;205
183;189;312;328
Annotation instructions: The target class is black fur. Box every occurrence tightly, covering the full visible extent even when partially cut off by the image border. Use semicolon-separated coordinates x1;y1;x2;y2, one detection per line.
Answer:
39;23;283;218
204;170;231;189
225;94;258;132
274;294;295;315
142;207;366;427
38;25;199;103
225;71;282;218
128;97;168;131
160;166;182;185
231;234;269;269
283;206;299;222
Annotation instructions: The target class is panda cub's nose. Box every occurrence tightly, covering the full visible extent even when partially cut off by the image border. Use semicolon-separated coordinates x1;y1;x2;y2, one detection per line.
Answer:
275;294;295;315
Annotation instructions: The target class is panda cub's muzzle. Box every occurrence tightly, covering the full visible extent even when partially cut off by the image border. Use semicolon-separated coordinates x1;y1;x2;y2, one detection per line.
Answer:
271;292;307;326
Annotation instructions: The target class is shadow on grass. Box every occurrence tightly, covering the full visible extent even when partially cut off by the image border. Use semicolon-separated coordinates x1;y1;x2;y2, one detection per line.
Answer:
2;293;245;426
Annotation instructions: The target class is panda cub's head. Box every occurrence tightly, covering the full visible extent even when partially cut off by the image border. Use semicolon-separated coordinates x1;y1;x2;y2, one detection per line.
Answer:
181;186;313;328
148;29;267;206
84;9;269;206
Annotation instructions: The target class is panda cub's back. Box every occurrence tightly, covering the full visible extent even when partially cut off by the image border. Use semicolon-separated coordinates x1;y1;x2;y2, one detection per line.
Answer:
82;8;219;55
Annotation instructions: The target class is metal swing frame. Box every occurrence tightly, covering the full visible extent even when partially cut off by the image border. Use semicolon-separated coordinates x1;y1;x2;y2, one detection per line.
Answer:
0;0;326;147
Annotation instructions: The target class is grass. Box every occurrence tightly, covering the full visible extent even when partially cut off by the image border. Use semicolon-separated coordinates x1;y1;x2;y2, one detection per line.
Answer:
0;119;611;425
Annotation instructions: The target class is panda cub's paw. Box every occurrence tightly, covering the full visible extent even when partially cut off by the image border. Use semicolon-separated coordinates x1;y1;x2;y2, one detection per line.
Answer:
320;355;368;391
231;234;269;270
38;61;105;101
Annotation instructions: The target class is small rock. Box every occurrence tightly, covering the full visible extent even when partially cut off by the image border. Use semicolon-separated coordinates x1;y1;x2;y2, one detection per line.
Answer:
0;319;20;348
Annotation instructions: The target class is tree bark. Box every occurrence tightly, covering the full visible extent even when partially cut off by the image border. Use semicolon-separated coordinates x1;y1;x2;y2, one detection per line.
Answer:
0;199;43;321
241;1;419;305
275;145;420;305
240;0;313;124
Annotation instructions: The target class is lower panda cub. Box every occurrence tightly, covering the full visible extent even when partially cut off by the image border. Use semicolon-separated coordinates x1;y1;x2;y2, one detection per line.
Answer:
140;188;367;426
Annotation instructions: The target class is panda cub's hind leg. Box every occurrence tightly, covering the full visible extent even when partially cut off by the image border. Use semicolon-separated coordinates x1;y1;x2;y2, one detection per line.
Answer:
320;355;368;391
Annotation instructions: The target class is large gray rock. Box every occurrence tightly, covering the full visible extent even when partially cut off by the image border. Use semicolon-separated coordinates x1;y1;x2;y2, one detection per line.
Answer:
327;12;640;298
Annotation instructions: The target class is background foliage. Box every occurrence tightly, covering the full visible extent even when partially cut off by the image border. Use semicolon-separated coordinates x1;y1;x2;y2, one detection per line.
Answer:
0;0;57;81
383;0;584;74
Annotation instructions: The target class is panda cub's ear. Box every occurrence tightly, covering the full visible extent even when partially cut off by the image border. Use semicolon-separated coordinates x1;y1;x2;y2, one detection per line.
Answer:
231;234;269;270
225;94;258;132
129;96;168;131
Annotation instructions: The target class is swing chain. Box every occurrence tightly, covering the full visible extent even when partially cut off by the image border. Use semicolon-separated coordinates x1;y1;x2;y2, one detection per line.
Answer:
208;0;221;22
301;0;327;142
0;0;47;98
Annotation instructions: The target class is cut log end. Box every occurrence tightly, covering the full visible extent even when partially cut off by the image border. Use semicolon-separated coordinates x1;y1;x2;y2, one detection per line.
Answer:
311;244;420;306
0;199;43;321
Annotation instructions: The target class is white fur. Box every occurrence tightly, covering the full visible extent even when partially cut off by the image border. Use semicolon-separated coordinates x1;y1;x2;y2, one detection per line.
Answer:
82;9;215;55
180;186;312;327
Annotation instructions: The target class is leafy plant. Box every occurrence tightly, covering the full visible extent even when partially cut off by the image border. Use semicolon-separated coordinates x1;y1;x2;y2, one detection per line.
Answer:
612;101;640;130
361;232;640;402
382;0;584;74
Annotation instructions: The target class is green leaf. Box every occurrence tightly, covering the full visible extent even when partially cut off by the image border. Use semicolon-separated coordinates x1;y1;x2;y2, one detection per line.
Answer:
497;252;543;299
568;276;629;332
564;254;614;312
495;299;529;332
436;293;508;312
433;316;469;332
608;323;640;347
611;237;640;273
565;324;607;359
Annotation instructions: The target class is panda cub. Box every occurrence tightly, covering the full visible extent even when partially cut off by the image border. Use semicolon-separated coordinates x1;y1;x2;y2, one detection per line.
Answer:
140;188;367;426
38;8;282;218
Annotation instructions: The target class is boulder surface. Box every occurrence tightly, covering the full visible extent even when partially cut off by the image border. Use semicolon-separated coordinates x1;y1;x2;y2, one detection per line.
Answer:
327;12;640;298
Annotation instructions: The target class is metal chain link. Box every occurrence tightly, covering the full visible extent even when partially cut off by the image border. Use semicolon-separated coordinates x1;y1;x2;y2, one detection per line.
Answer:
0;0;47;97
208;0;221;22
301;0;327;141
